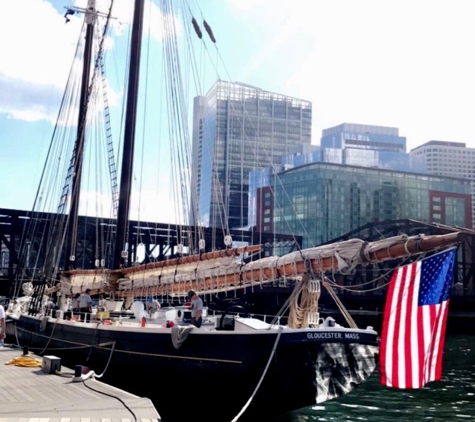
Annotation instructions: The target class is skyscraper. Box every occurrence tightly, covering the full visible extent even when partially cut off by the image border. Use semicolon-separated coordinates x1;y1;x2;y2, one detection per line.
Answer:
191;80;312;229
320;123;426;172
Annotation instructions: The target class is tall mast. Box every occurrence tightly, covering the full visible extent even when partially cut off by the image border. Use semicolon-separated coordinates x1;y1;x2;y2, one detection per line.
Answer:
113;0;145;269
65;0;96;270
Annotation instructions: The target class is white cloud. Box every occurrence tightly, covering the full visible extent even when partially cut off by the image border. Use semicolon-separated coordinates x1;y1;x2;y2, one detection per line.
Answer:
145;1;183;42
0;75;63;122
0;1;90;122
0;0;181;124
0;0;82;88
226;0;475;149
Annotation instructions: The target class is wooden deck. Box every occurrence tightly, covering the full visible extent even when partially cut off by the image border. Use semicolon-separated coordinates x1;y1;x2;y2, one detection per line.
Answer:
0;345;161;422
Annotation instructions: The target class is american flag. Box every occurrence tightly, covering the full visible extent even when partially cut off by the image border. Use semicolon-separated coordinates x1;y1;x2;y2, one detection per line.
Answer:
380;247;456;389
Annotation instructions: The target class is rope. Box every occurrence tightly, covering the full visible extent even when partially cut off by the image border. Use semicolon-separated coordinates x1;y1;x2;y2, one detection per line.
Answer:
85;340;116;379
287;276;320;329
14;323;115;352
230;326;283;422
39;317;60;355
323;281;358;329
268;277;305;327
5;356;42;367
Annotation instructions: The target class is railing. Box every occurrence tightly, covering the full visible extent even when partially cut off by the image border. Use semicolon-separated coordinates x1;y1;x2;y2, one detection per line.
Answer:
206;308;288;325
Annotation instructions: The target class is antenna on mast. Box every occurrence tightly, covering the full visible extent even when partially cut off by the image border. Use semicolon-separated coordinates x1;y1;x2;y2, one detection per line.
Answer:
63;2;118;22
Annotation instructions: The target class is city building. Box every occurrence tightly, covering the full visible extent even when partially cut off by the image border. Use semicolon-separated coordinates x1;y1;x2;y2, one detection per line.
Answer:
320;123;426;172
411;140;475;228
191;80;312;229
248;123;426;227
260;162;471;247
281;144;320;168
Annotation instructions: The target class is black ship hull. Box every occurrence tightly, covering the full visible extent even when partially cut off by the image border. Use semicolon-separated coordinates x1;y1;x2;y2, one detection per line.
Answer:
7;315;378;421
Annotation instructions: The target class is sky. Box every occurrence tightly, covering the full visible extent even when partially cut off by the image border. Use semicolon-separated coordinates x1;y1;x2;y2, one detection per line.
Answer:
1;0;474;217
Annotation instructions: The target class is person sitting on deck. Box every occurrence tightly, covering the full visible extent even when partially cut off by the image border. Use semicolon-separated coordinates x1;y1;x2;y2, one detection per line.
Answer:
145;296;161;317
187;290;203;328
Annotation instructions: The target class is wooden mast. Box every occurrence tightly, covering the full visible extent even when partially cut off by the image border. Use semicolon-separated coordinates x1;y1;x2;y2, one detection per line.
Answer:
65;0;96;270
113;0;145;270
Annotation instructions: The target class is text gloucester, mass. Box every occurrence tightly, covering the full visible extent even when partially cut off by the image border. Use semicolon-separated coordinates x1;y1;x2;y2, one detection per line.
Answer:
307;332;360;340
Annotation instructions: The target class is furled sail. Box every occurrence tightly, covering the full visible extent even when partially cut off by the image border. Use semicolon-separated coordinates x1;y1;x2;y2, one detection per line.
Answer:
54;231;464;297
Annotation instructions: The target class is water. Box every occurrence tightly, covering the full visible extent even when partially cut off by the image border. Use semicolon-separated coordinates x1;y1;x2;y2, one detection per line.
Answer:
276;335;475;422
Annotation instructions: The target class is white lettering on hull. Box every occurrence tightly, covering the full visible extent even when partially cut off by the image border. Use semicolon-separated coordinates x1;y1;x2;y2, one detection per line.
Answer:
307;332;342;340
306;332;361;340
344;333;360;340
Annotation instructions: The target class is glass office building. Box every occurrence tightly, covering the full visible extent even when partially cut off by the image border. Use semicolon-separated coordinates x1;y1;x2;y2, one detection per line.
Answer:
269;162;471;248
191;80;312;229
320;123;426;173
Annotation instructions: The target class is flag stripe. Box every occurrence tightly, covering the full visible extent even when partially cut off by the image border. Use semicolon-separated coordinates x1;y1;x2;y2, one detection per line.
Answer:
435;300;449;380
424;304;437;384
416;305;425;388
428;301;447;382
401;262;416;388
380;263;403;387
407;262;420;388
393;265;407;388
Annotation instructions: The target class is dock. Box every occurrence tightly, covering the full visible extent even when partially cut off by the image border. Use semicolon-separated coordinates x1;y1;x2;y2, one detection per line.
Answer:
0;345;161;422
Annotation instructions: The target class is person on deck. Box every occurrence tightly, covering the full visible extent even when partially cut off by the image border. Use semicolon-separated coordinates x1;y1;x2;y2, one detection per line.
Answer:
65;293;81;320
145;296;161;317
44;298;56;316
71;293;81;313
78;289;92;322
98;294;107;312
187;290;203;328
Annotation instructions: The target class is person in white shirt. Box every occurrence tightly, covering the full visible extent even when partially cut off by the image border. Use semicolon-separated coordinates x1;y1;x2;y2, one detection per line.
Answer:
78;289;92;322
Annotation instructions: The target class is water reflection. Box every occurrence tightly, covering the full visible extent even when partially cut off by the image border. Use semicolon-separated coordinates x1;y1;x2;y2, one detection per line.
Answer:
278;335;475;422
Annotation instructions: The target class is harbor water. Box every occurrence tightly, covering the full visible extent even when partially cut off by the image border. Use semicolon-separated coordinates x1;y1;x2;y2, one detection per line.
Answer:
276;334;475;422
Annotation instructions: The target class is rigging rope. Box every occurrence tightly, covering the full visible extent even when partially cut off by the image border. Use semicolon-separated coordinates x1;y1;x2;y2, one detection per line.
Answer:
322;280;358;329
230;326;283;422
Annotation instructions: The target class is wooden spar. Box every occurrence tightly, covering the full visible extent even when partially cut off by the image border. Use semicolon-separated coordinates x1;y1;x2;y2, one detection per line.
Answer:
113;231;465;298
61;244;261;277
117;244;262;275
